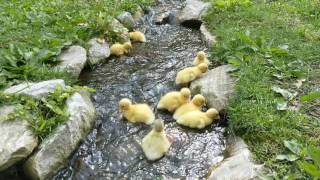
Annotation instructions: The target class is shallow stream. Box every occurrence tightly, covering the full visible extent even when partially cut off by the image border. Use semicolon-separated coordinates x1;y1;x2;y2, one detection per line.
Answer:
55;0;226;179
2;1;227;179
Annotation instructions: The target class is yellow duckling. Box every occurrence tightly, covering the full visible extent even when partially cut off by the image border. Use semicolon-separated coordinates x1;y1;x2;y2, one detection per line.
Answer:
110;42;132;56
173;94;206;120
175;63;208;86
177;108;219;129
119;98;155;125
157;88;191;113
193;51;210;66
141;119;171;161
129;31;146;43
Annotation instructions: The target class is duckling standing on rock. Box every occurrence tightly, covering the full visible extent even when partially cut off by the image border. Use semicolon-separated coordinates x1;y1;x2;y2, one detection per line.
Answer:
173;94;206;120
193;51;210;66
157;88;191;113
175;63;208;86
119;98;155;125
177;108;219;129
141;119;171;161
110;42;132;56
129;31;146;43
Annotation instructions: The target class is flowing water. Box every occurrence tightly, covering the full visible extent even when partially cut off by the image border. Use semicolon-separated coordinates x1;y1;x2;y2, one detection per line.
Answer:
55;0;226;179
2;1;227;179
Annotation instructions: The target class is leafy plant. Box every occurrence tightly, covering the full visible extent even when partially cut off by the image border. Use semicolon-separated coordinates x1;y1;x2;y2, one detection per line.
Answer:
2;85;95;140
213;0;252;9
301;91;320;102
276;140;320;178
0;0;153;89
205;0;320;178
298;146;320;178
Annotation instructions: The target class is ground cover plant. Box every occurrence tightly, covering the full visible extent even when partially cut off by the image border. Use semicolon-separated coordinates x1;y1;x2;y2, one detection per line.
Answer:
0;0;153;139
205;0;320;178
0;0;153;89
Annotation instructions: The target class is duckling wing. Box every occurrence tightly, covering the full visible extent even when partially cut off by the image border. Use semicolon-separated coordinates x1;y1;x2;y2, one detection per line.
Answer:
174;104;198;120
188;70;197;81
133;104;154;124
142;132;168;160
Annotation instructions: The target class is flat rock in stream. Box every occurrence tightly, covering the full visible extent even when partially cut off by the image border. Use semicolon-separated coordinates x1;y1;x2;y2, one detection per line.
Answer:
87;38;110;65
208;136;261;180
57;45;87;77
23;91;96;180
0;106;38;172
178;0;210;28
4;79;65;99
190;65;237;112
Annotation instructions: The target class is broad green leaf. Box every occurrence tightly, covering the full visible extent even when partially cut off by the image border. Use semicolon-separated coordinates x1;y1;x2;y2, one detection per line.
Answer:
257;174;274;180
272;86;298;101
271;47;289;57
284;174;301;180
284;140;301;155
307;146;320;168
301;91;320;102
276;101;288;111
298;161;320;177
276;154;299;162
228;59;241;67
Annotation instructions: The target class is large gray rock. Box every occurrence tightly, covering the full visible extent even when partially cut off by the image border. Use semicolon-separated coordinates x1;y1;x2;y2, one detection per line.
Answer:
190;65;237;112
178;0;210;28
57;45;87;77
4;79;65;99
200;24;216;47
23;91;96;180
0;106;38;171
208;136;261;180
117;12;135;30
106;17;129;43
87;38;110;65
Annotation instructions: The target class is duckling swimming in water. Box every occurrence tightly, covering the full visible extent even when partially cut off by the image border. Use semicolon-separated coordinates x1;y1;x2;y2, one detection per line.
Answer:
129;31;146;43
177;108;219;129
175;63;208;86
110;42;132;56
173;94;205;120
193;51;210;66
157;88;191;113
119;98;154;125
141;119;171;161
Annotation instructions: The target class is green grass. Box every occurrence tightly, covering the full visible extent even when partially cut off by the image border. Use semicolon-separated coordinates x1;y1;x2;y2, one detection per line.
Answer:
0;0;153;139
204;0;320;178
0;0;153;89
